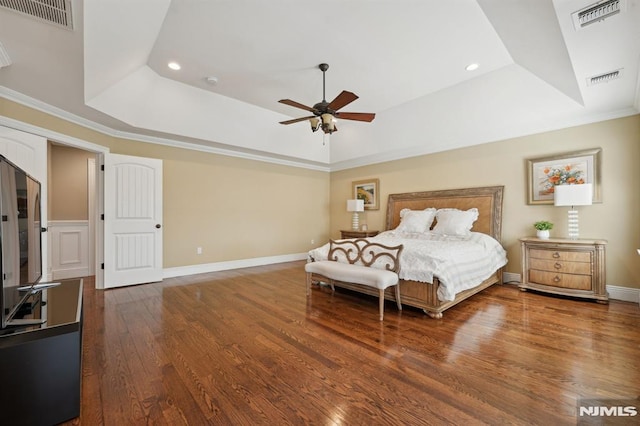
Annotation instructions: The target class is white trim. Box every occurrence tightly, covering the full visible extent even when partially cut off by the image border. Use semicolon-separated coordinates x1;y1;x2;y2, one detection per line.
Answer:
329;107;640;172
0;115;109;154
87;158;96;275
49;220;90;280
503;271;521;284
164;258;640;304
0;87;330;172
490;273;638;304
5;85;636;174
606;285;640;304
163;253;308;279
0;117;106;288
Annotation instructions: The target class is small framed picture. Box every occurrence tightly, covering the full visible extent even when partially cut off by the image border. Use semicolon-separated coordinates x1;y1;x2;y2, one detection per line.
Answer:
526;148;602;205
353;178;380;210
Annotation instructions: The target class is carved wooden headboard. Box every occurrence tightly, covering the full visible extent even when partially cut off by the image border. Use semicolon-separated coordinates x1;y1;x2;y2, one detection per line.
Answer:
385;186;504;241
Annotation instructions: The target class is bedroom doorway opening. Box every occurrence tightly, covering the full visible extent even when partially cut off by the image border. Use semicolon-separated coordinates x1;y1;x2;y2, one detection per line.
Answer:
48;143;98;282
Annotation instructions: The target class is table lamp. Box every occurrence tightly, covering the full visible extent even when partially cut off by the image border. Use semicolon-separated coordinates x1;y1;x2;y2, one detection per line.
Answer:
346;199;365;231
554;183;592;239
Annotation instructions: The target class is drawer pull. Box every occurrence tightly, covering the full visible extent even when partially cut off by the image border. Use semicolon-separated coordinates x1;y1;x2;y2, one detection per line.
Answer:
554;262;562;270
553;275;561;283
552;252;560;258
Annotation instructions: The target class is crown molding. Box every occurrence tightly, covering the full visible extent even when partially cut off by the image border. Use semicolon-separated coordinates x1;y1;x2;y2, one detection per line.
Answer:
2;86;637;174
0;86;330;172
329;107;640;172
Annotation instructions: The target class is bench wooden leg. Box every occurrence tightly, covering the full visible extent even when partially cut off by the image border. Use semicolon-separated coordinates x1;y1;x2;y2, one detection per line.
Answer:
395;284;402;311
306;272;311;296
379;289;385;321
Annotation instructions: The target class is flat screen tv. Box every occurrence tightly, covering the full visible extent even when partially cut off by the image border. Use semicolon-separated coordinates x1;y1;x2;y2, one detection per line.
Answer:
0;154;42;329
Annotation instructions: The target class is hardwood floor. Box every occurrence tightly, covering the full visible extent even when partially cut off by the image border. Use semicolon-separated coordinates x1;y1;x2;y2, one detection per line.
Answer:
66;261;640;425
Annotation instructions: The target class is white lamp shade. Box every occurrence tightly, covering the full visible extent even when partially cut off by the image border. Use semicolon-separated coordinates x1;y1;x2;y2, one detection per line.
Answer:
346;199;364;212
554;183;593;206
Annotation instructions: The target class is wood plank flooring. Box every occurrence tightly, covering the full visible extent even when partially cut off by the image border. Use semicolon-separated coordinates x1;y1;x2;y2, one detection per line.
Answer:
65;261;640;425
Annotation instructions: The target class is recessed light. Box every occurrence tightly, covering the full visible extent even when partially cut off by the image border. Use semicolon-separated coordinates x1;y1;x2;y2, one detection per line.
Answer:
465;63;479;71
168;61;181;70
206;76;218;85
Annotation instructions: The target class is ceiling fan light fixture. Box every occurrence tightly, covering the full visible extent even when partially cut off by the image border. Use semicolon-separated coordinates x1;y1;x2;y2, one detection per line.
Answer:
321;113;335;133
277;62;374;137
310;117;320;132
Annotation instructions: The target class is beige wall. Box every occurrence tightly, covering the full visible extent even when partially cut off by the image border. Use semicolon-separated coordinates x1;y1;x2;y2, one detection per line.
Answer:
1;98;331;269
2;98;638;289
330;115;640;289
112;143;330;268
49;144;94;220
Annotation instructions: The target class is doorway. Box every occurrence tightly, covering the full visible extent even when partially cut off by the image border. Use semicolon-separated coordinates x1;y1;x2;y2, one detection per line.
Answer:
48;143;97;281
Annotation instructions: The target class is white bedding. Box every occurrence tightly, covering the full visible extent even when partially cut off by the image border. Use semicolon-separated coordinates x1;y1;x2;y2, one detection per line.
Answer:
308;230;508;302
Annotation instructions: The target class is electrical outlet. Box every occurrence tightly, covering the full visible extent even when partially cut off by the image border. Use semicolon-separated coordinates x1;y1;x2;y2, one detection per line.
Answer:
196;247;202;255
311;239;315;245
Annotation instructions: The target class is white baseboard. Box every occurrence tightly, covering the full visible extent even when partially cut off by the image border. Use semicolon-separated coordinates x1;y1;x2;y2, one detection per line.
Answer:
162;253;308;279
606;285;640;304
503;272;521;284
502;271;639;304
165;261;640;306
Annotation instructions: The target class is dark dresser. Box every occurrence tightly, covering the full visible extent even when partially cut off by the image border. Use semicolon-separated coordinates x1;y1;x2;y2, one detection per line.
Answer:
0;279;83;426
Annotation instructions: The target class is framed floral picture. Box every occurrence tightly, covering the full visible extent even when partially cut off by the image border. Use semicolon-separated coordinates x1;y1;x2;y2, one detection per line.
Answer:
527;148;602;205
353;178;380;210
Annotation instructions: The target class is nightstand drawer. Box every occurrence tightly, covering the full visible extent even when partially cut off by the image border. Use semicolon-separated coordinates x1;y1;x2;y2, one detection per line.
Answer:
529;270;592;290
340;230;379;239
529;258;591;275
519;237;607;302
529;248;591;263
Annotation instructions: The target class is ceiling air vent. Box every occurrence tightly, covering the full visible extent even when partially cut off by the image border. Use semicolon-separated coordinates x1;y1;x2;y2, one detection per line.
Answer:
587;69;623;86
0;0;73;30
572;0;624;30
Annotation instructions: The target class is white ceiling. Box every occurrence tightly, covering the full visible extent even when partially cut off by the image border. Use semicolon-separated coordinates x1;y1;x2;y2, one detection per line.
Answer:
0;0;638;170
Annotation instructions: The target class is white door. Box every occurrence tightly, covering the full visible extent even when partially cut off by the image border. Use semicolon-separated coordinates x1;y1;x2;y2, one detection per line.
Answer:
0;126;48;280
103;153;163;288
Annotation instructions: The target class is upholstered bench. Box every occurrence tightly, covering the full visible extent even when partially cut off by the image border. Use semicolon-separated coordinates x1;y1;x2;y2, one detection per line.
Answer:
305;239;404;321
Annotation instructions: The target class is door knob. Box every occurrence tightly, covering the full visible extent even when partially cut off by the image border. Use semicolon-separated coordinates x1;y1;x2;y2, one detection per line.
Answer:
155;224;161;229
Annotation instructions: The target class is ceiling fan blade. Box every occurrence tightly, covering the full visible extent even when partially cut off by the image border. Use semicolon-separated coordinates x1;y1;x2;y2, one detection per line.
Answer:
279;116;315;125
335;112;376;122
327;90;358;111
278;99;316;113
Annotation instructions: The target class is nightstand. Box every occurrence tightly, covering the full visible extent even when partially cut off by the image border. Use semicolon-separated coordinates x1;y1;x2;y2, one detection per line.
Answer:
519;237;608;303
340;229;379;239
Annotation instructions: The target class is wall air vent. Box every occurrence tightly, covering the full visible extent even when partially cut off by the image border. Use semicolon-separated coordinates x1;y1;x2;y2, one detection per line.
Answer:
587;69;623;86
572;0;624;30
0;0;73;30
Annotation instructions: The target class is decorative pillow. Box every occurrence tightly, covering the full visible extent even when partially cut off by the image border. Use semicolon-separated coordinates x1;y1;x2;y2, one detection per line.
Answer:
432;208;479;236
395;208;437;233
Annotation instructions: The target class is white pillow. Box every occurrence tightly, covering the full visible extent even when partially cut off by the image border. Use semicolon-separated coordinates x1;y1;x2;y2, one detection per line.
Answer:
432;208;479;236
395;208;437;233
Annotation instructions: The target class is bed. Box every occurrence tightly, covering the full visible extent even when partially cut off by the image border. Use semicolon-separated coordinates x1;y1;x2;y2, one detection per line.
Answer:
308;185;506;318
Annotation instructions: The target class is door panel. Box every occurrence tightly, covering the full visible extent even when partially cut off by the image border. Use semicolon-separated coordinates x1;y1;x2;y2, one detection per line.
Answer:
104;153;162;288
0;126;48;280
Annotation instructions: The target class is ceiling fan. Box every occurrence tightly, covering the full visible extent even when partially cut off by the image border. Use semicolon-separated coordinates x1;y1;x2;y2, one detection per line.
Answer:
278;63;376;134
